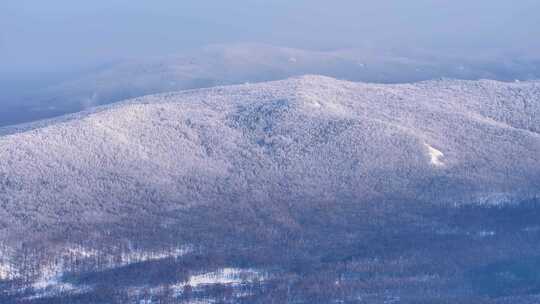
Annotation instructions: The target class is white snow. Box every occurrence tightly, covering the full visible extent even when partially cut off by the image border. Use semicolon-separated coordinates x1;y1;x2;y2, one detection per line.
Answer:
61;245;191;271
475;230;496;238
187;268;264;287
424;143;445;167
0;247;18;280
3;245;193;300
120;246;192;266
173;268;266;292
32;264;64;290
28;261;89;300
0;262;16;280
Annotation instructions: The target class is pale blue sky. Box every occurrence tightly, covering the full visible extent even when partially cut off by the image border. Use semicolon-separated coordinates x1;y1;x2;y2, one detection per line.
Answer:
1;0;539;80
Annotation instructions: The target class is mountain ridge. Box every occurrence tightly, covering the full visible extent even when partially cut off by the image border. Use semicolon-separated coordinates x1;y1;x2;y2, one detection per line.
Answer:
1;75;539;244
3;75;539;135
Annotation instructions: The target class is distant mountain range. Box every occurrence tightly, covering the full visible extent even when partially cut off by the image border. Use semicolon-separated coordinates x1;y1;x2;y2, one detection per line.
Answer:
3;44;540;127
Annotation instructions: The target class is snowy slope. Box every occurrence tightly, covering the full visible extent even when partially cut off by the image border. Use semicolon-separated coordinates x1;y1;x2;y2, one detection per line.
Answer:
1;76;540;240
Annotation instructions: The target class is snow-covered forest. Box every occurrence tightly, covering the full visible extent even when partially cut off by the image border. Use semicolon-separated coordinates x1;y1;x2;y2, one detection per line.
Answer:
1;76;540;303
2;1;540;302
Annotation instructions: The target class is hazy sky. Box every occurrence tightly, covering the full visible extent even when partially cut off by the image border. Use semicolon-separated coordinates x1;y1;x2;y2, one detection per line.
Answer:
2;0;540;81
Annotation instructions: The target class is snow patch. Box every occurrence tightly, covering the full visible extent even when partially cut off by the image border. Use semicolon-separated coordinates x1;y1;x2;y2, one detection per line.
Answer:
296;89;348;115
62;245;192;270
32;260;69;291
425;143;445;167
120;246;192;265
475;230;496;238
0;247;17;280
29;261;89;300
0;262;16;280
177;268;266;289
22;245;192;300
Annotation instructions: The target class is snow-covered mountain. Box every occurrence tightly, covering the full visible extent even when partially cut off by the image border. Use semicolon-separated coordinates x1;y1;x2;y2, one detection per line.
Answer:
1;76;539;243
